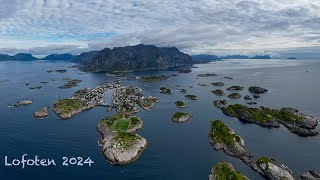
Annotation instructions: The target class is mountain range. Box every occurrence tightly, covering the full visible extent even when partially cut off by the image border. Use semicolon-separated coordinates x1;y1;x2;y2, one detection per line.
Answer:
0;44;279;72
76;44;192;72
0;53;76;61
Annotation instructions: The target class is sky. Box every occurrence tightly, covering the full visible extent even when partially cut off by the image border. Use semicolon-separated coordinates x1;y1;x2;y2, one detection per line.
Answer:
0;0;320;58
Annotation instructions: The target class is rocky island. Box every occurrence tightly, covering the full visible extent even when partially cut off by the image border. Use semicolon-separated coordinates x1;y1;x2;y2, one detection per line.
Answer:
221;104;319;136
228;93;242;99
244;95;252;100
213;100;228;108
180;89;187;93
212;89;225;96
185;94;198;100
52;99;93;119
137;96;159;111
301;170;320;180
211;82;225;87
226;86;244;91
137;75;169;82
58;78;82;89
172;112;192;123
249;86;268;94
160;87;172;95
256;157;295;180
33;107;49;119
209;162;249;180
12;100;33;107
209;120;252;159
52;83;110;119
97;113;146;165
175;101;186;108
47;69;67;73
197;73;218;77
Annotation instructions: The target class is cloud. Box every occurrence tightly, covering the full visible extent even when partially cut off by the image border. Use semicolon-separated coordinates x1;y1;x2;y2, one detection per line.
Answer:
0;0;320;58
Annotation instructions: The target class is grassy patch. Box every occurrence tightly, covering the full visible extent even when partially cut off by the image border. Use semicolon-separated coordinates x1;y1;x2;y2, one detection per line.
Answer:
257;157;273;170
139;75;169;82
114;119;130;131
185;94;198;100
173;112;188;119
160;87;171;94
224;104;304;123
100;114;125;127
223;104;275;123
54;99;86;112
100;114;142;132
214;162;248;180
175;101;185;107
210;120;241;148
113;132;141;149
59;79;82;89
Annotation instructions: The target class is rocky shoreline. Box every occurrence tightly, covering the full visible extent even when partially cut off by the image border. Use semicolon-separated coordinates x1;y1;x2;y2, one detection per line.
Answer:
209;120;252;161
33;107;49;119
52;99;95;119
301;170;320;180
220;104;319;136
12;100;33;107
209;162;249;180
209;120;297;180
97;114;147;165
172;112;192;123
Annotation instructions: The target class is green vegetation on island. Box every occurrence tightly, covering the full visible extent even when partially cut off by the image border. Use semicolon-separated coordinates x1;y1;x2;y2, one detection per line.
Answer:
209;162;249;180
213;100;228;108
59;79;82;89
211;82;225;87
256;157;295;180
137;96;159;111
226;86;244;91
160;87;172;94
257;157;272;170
172;112;192;123
138;75;169;82
209;120;241;148
175;101;186;108
228;93;242;99
112;132;142;149
185;94;198;100
248;86;268;94
212;89;225;96
197;73;218;77
100;113;143;132
98;113;147;165
54;99;86;112
52;98;90;119
221;104;319;136
221;104;278;125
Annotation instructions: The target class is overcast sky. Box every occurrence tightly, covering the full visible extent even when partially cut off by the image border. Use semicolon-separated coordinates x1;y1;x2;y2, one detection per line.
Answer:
0;0;320;58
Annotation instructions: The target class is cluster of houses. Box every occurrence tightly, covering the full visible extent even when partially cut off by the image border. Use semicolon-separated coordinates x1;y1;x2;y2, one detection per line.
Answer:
112;85;143;113
66;78;146;113
71;81;122;106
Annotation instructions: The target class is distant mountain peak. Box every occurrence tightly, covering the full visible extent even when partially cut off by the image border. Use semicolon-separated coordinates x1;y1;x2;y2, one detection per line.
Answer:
76;44;192;72
42;54;75;60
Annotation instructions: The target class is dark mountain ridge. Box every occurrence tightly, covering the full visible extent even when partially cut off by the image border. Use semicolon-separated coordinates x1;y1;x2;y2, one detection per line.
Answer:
0;53;37;61
0;53;75;61
42;54;76;60
77;44;192;72
192;54;221;63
